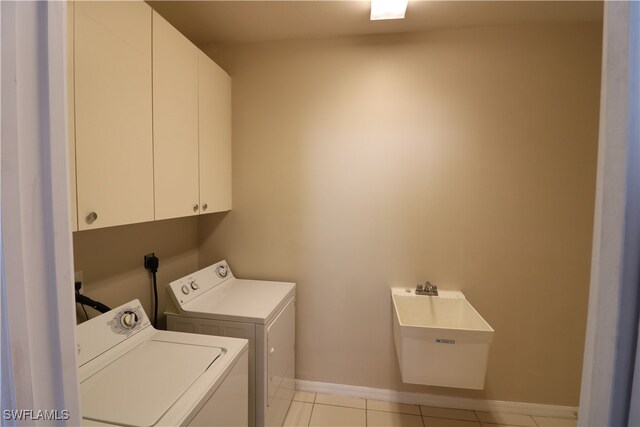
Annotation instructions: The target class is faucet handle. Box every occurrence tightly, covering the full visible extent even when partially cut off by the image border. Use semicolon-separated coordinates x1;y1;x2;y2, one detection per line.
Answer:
416;283;424;292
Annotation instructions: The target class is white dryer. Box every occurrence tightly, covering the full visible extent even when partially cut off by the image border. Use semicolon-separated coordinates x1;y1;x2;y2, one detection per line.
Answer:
165;260;295;427
77;299;248;426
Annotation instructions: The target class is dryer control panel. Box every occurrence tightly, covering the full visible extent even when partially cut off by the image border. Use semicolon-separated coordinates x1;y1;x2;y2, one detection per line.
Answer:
76;299;152;367
168;260;234;307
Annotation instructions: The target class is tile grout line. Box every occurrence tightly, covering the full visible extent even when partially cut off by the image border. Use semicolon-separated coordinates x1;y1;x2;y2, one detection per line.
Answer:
364;399;369;427
307;402;314;427
531;415;541;427
283;398;295;426
308;393;316;427
365;399;368;427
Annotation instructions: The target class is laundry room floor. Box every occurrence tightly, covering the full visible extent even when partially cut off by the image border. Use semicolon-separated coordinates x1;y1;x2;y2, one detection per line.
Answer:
283;392;577;427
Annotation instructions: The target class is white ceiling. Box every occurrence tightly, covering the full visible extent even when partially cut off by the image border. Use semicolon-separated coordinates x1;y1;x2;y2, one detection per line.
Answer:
147;0;603;46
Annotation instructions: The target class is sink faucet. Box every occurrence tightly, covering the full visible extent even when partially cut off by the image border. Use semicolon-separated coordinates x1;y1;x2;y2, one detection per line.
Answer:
416;281;438;296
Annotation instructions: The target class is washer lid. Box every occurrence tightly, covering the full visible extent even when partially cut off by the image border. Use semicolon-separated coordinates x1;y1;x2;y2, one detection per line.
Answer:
81;340;222;427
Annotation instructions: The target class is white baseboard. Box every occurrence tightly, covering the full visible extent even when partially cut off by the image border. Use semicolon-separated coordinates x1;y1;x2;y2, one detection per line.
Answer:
296;379;578;419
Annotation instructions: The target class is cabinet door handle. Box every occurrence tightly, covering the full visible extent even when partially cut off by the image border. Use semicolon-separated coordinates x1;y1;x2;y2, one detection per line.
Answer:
86;211;98;224
202;203;208;211
193;204;199;212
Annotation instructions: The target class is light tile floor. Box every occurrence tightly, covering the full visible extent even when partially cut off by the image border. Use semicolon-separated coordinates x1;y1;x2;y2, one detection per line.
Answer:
283;392;578;427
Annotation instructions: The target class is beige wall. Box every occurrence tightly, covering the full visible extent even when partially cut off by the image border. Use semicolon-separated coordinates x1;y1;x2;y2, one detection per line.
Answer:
199;23;602;406
73;216;198;326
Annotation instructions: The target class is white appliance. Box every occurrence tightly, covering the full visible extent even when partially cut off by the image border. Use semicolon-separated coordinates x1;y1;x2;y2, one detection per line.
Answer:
165;260;295;427
77;299;249;426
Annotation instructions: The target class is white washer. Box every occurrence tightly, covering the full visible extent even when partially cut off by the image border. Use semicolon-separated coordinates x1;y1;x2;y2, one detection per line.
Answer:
165;260;295;427
77;299;249;426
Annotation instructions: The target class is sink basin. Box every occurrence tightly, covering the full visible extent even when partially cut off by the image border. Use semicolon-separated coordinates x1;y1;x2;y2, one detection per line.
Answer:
392;288;494;390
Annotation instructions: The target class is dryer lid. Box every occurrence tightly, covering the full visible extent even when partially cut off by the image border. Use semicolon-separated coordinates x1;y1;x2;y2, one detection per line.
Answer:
81;340;222;427
182;279;295;324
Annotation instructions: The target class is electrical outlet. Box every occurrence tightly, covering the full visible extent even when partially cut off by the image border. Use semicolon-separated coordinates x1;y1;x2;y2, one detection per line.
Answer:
75;270;83;294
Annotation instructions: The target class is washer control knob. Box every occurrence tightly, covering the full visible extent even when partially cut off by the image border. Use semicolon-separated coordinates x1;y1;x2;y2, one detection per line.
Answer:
216;265;228;278
190;281;199;290
181;285;190;295
120;311;138;329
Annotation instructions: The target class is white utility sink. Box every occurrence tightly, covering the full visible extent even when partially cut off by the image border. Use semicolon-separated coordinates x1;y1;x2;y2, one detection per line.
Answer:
392;288;494;390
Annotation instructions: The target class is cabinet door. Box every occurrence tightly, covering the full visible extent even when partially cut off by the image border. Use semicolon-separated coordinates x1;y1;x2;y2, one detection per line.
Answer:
198;51;232;213
153;11;199;220
74;1;154;230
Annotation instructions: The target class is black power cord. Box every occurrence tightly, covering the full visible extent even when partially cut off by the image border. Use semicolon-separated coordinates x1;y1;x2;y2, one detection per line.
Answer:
74;281;89;320
75;293;111;314
75;288;89;320
144;253;160;327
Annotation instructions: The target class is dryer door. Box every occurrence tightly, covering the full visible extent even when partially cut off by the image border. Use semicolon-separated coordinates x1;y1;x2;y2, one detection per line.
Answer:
266;297;295;407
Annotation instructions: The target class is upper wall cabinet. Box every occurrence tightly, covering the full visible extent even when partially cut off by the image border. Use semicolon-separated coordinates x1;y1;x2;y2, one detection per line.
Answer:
153;11;200;221
74;1;154;231
199;51;232;213
70;4;231;230
153;12;232;219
